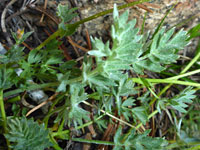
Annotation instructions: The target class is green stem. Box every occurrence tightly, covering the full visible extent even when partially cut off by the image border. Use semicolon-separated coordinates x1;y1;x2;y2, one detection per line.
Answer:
0;89;6;129
132;78;200;87
150;84;172;105
4;82;59;98
0;89;6;131
35;0;151;50
71;138;115;145
181;40;200;73
166;69;200;80
44;94;65;128
133;76;200;105
49;134;62;150
0;89;11;149
152;2;177;38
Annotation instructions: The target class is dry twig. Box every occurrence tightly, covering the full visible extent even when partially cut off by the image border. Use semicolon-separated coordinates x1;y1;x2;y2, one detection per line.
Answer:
1;0;18;46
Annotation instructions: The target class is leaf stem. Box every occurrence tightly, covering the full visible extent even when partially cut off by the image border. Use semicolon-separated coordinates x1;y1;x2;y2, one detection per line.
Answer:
0;89;6;131
132;78;200;87
166;69;200;80
0;88;11;149
71;138;115;145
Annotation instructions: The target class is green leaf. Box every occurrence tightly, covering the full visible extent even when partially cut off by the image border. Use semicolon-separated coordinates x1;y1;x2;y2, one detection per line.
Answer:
45;57;63;65
112;74;137;115
4;117;52;150
28;49;43;64
82;57;116;90
132;106;148;124
187;23;200;40
156;98;168;113
56;83;89;127
57;4;78;30
56;72;70;92
0;67;14;89
0;45;25;64
67;83;89;126
144;27;189;72
12;31;33;45
94;116;108;132
19;60;34;80
113;127;168;150
89;5;143;76
88;4;189;76
169;87;196;113
156;87;196;113
121;98;135;121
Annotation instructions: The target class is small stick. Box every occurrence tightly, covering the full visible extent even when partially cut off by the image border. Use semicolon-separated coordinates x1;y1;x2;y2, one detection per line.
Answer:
85;29;92;50
68;38;89;52
125;0;154;13
1;0;18;46
67;36;80;57
26;92;59;116
40;0;48;23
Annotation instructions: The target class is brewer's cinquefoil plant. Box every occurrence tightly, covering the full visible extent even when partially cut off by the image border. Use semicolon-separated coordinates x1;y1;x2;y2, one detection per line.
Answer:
0;3;198;150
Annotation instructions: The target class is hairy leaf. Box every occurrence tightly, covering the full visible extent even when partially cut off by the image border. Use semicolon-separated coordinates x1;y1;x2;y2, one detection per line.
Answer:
88;4;189;75
112;74;137;114
4;117;52;150
67;83;89;126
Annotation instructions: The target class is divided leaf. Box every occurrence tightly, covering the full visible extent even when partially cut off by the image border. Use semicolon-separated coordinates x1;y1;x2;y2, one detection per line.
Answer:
56;83;90;127
156;87;196;113
113;127;167;150
112;74;137;114
4;117;52;150
67;83;89;126
57;4;78;30
169;87;196;113
88;4;189;75
0;67;14;89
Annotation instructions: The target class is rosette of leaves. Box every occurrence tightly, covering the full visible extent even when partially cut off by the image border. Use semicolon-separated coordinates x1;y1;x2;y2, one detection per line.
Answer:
4;117;52;150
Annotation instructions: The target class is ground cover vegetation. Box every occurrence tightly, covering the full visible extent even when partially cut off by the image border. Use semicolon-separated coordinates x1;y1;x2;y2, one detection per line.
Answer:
0;1;200;149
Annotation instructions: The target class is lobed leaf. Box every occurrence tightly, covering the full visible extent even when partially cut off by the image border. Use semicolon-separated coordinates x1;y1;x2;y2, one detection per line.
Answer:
4;117;52;150
170;87;196;113
88;4;189;75
113;127;168;150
